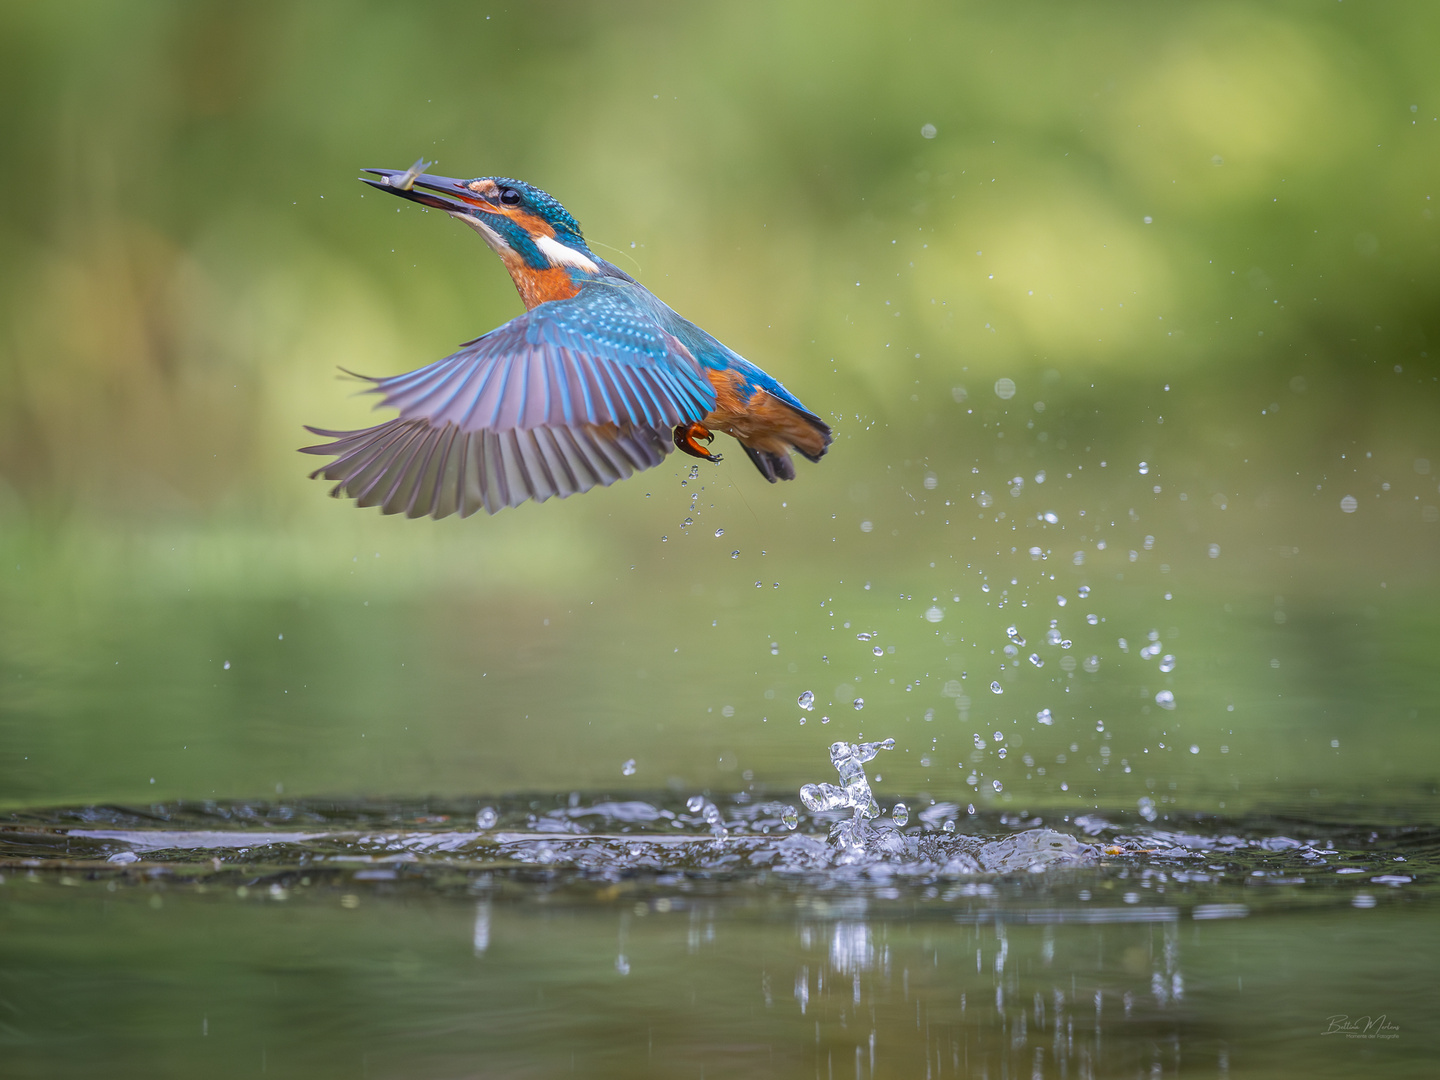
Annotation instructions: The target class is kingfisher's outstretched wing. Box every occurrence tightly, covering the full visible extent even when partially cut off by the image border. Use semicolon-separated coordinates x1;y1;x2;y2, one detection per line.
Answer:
301;286;716;517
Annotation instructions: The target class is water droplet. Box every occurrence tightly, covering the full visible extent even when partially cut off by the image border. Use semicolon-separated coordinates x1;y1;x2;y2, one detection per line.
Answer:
1155;690;1176;710
853;698;865;710
687;465;699;480
994;378;1017;400
1159;654;1176;673
621;758;636;776
943;819;956;833
1189;745;1200;755
770;642;779;655
730;550;740;559
997;747;1008;759
1137;796;1158;822
1340;495;1358;513
686;795;705;813
990;681;1003;694
856;631;874;641
1086;613;1098;625
920;123;937;139
798;690;815;711
781;806;799;830
714;528;724;537
974;734;987;749
1036;708;1053;725
476;807;498;829
681;517;692;528
1077;585;1091;598
1083;655;1100;672
925;605;944;623
873;646;884;657
1138;461;1150;476
1028;653;1043;668
820;715;831;724
991;780;1003;792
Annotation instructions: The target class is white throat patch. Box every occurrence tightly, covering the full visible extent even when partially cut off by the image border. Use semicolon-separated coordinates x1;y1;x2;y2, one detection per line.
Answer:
534;233;600;274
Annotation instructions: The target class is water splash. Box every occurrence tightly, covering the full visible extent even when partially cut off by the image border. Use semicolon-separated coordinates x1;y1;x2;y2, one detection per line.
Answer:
9;796;1423;904
799;738;896;854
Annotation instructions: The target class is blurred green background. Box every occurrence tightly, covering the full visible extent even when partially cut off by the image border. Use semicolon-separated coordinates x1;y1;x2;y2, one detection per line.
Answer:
1;1;1437;813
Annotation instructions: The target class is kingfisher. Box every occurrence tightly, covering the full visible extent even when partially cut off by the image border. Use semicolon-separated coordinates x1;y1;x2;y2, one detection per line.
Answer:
302;164;832;518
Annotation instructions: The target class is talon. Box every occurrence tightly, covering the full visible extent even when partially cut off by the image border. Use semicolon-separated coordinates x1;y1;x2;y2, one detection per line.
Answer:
673;422;722;463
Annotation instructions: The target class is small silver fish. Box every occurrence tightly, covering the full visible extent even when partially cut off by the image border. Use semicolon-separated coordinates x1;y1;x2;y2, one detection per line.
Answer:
388;157;432;192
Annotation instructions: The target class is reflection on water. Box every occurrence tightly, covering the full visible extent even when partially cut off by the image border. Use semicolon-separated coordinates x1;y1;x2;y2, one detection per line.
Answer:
1;793;1434;1077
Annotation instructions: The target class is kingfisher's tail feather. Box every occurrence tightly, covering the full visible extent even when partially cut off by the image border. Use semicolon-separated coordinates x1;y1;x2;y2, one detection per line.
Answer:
789;406;832;463
735;398;833;483
741;444;797;482
301;419;670;517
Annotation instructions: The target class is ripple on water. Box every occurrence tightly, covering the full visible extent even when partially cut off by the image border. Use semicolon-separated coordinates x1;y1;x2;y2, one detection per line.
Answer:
2;740;1432;913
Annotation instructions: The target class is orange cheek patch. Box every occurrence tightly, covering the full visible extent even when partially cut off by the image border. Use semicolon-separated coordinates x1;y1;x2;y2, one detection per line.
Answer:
498;208;557;238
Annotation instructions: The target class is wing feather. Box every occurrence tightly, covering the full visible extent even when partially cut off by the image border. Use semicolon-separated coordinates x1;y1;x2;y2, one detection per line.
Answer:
305;285;712;516
341;290;713;435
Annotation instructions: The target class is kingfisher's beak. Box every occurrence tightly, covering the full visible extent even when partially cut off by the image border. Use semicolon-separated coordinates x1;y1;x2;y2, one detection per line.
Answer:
360;168;494;215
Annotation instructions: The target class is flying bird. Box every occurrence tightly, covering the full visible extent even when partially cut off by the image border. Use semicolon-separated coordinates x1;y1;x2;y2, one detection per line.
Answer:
302;166;832;517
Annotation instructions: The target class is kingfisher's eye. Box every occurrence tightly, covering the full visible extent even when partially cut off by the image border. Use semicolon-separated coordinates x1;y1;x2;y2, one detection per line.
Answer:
499;188;521;206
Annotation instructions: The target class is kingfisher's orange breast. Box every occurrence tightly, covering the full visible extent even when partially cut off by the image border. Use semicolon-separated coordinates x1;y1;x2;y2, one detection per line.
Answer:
507;263;582;310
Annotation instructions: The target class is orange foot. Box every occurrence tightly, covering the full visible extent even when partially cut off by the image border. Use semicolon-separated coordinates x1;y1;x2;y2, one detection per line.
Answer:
673;422;722;463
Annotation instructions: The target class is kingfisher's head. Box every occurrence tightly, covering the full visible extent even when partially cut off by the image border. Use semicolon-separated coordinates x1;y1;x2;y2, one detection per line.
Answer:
362;167;600;279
